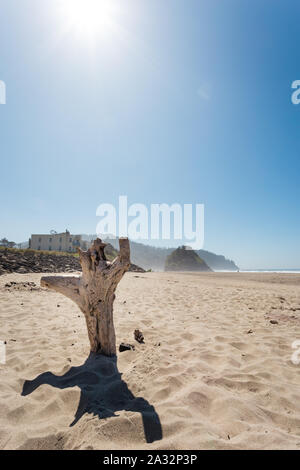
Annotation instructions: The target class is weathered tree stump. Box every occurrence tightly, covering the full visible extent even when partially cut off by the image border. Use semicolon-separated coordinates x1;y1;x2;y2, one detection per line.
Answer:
41;238;130;357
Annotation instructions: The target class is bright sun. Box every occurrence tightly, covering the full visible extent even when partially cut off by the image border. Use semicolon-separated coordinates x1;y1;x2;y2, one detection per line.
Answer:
59;0;117;37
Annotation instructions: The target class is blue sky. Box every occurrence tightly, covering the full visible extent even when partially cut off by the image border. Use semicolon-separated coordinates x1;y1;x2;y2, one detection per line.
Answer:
0;0;300;269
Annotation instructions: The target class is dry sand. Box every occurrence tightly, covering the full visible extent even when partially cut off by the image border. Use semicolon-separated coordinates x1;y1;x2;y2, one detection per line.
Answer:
0;271;300;450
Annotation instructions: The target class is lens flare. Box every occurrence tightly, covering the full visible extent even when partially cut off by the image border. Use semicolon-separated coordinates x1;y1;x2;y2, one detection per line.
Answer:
59;0;117;37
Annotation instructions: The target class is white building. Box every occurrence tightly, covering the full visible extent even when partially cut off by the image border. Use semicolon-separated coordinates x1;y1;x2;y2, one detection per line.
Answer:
29;230;88;253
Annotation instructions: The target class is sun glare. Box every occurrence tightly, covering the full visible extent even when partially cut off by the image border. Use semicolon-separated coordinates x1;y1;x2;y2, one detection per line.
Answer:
59;0;117;38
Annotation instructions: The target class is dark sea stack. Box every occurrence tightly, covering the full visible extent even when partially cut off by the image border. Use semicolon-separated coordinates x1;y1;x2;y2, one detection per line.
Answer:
165;246;212;272
80;236;239;271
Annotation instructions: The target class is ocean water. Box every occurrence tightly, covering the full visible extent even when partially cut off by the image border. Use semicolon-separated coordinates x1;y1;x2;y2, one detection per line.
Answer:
214;269;300;274
240;269;300;274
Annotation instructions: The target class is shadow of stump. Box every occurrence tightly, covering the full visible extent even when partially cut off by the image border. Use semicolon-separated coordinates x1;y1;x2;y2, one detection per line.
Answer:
21;353;162;444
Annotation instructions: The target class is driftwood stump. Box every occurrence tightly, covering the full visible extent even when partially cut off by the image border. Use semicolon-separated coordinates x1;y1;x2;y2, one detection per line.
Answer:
41;238;130;357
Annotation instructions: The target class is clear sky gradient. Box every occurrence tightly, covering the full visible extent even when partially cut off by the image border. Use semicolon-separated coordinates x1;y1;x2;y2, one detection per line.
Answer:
1;0;300;269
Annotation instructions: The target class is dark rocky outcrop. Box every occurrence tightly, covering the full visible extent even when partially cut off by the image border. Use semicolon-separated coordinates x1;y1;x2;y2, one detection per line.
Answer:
0;247;145;276
165;246;212;272
0;249;81;275
129;263;146;273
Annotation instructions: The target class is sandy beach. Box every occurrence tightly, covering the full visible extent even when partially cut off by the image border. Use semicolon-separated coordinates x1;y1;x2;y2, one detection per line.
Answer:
0;271;300;450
